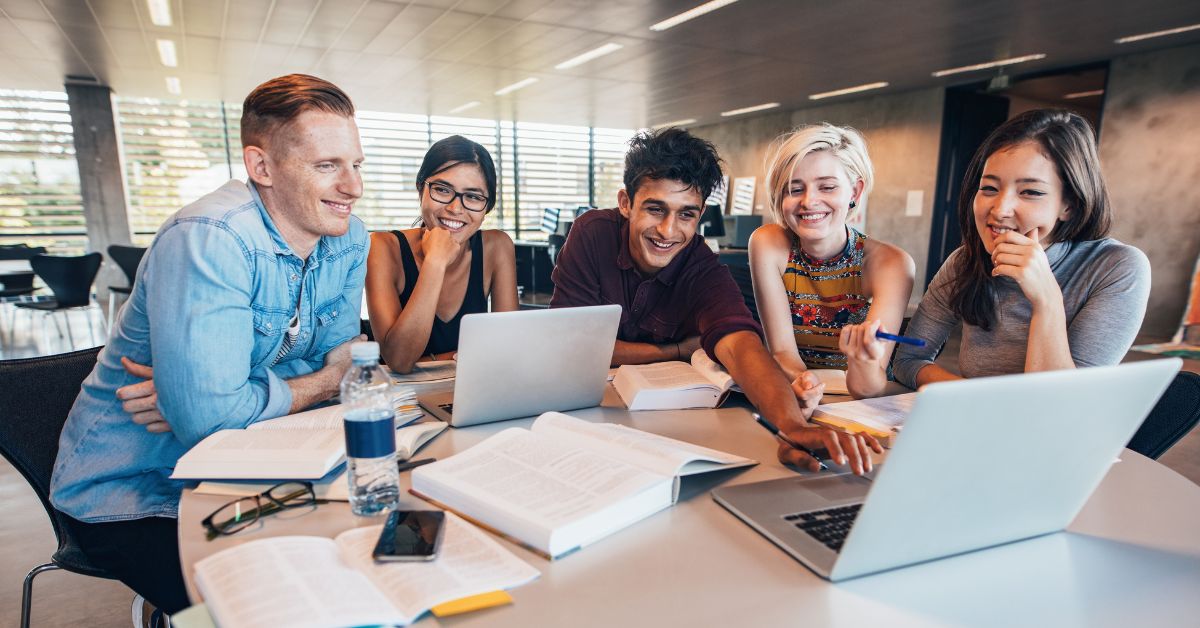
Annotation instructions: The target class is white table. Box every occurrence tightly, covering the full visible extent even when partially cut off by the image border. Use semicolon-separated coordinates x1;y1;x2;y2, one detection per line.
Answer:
177;387;1200;627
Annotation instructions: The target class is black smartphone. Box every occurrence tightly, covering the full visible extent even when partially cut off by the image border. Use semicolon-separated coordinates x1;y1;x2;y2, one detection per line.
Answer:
372;510;446;562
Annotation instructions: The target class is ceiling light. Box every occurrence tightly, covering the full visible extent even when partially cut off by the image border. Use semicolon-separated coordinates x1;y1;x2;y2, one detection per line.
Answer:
494;77;539;96
720;102;780;117
156;39;178;67
146;0;172;27
1116;23;1200;44
809;81;889;100
449;101;481;115
932;53;1046;78
653;118;698;128
1064;89;1105;100
165;76;181;95
650;0;739;32
555;43;624;70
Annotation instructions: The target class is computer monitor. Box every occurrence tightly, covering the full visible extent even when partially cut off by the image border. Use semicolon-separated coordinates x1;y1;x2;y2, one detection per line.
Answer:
699;203;726;238
717;215;763;249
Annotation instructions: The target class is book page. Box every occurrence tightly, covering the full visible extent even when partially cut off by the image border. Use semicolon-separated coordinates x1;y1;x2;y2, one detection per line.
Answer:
689;349;736;392
813;392;917;432
620;361;718;391
336;514;539;620
250;393;421;431
414;428;665;530
195;536;400;628
185;429;342;459
811;369;849;396
531;412;754;478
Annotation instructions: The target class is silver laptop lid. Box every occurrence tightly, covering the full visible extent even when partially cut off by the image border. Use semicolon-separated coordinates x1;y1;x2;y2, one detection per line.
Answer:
831;358;1181;581
447;304;620;426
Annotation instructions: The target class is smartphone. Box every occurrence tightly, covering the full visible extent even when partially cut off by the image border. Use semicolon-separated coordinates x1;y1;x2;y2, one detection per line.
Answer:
372;510;446;562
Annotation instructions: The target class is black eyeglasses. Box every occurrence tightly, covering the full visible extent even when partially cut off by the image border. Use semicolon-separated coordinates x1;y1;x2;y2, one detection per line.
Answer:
426;181;489;212
201;481;328;541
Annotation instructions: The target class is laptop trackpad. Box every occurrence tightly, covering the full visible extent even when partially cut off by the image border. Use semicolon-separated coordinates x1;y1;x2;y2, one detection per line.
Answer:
798;473;872;504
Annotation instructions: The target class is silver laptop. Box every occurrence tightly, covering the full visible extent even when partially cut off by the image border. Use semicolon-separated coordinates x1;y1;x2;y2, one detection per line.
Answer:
418;305;620;427
713;359;1181;581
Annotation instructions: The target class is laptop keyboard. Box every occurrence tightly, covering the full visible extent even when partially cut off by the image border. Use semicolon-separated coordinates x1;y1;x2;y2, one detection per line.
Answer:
784;503;862;553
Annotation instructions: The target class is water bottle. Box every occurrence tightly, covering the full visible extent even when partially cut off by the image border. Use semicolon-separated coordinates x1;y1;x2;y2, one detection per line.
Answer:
341;341;400;516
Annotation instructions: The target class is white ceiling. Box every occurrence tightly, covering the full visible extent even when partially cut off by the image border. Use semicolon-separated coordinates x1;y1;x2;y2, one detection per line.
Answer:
2;0;1199;128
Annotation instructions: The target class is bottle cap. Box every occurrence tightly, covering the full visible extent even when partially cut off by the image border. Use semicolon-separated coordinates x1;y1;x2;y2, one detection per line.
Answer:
350;341;380;362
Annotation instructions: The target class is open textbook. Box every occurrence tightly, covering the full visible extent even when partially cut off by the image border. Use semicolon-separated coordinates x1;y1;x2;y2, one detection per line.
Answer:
811;392;916;447
171;393;425;481
613;349;737;410
410;412;755;559
192;422;448;500
194;513;539;628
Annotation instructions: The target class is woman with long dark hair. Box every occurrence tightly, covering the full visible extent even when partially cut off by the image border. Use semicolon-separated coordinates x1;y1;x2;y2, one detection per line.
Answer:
365;135;518;373
892;109;1150;388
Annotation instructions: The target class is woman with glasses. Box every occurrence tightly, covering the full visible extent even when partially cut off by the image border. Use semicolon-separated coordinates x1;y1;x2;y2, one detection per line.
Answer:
366;135;518;373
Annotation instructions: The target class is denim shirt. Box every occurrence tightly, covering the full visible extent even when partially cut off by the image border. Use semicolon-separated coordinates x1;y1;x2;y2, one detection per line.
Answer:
51;180;368;522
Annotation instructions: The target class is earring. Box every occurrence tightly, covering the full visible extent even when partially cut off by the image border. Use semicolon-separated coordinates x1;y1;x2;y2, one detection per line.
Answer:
849;201;857;209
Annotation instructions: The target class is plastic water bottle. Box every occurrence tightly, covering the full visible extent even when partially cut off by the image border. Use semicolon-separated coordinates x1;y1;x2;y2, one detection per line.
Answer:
341;341;399;516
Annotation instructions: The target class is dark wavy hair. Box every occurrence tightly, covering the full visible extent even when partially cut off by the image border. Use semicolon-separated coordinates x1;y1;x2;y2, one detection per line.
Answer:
416;135;498;213
623;127;724;202
241;74;354;148
948;108;1112;330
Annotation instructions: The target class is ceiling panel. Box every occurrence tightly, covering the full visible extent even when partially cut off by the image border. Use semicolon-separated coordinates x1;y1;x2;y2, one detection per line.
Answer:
0;0;1199;128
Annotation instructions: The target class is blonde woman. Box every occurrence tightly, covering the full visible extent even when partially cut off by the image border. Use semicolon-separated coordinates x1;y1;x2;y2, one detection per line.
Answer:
749;124;914;399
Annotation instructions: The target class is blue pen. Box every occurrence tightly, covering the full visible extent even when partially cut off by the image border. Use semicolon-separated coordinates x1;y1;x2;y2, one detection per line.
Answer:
875;330;927;347
753;413;828;471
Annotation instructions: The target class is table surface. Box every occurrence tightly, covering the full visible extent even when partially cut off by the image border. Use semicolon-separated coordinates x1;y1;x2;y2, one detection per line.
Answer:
177;385;1200;627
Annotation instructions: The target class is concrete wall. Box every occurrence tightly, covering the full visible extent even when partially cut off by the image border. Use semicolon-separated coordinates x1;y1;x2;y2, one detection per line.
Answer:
1099;42;1200;339
692;88;945;304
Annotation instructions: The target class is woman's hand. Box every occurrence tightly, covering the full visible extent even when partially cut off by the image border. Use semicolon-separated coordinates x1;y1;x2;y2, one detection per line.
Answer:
423;225;467;270
839;318;887;365
990;227;1062;310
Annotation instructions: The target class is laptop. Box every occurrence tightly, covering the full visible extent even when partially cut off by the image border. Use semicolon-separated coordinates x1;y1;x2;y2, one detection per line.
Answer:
712;358;1181;581
418;304;620;427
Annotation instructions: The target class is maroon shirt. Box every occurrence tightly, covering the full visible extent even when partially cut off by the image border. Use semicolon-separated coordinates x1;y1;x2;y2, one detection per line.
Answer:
550;208;761;361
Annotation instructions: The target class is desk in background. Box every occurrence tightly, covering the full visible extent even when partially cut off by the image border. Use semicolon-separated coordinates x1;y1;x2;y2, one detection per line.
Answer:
176;385;1200;627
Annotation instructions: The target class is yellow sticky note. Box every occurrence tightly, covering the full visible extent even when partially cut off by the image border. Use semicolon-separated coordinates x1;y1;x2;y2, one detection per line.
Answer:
430;590;513;617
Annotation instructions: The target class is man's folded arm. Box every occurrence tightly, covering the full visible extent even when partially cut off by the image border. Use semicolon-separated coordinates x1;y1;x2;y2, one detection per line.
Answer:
145;222;292;448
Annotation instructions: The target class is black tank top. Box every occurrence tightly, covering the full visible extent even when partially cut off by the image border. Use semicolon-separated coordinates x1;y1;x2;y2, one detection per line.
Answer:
393;230;487;356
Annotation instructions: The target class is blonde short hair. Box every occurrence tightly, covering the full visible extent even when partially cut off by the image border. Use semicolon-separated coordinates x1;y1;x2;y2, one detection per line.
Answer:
764;123;874;225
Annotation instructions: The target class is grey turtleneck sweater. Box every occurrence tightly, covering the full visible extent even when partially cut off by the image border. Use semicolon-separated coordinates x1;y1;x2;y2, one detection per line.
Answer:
893;238;1151;389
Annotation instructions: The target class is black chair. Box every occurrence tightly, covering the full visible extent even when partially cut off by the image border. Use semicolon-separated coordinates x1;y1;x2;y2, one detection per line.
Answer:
16;252;104;348
1127;371;1200;459
106;244;147;327
0;244;47;261
0;346;120;628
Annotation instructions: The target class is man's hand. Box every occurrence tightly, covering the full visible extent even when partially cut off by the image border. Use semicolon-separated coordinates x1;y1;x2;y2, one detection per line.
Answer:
322;334;367;375
790;370;825;415
116;357;171;433
675;336;702;361
776;424;883;475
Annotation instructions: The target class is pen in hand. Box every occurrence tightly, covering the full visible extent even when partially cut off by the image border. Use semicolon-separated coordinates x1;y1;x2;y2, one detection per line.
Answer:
752;413;828;471
875;330;926;347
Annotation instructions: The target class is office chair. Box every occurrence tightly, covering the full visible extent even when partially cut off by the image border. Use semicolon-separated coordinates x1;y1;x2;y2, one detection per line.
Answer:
16;252;104;349
0;245;47;342
0;346;130;628
106;245;146;328
1127;370;1200;459
547;234;566;266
